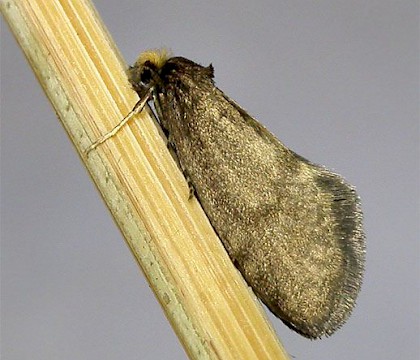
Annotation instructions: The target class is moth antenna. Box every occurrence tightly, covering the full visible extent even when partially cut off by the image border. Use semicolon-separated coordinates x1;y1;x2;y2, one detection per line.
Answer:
85;87;153;155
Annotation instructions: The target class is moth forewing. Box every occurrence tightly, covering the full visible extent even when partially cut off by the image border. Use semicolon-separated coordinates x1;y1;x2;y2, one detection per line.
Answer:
91;49;365;339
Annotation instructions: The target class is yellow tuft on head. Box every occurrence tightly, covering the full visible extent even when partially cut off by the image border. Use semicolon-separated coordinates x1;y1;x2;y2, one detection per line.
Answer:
136;48;171;69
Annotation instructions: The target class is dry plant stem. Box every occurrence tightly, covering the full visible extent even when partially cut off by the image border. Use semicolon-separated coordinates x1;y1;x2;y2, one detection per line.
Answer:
1;1;289;359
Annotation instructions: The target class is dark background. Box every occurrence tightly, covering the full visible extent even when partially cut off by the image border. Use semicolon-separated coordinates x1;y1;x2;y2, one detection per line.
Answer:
2;1;419;359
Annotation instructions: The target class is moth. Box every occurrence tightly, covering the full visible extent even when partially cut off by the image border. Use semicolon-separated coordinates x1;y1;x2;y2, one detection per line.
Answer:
88;49;365;339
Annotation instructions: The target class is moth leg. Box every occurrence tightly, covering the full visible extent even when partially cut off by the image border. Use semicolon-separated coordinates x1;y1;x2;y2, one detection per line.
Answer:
160;132;195;199
153;94;178;151
176;153;197;199
184;169;196;200
153;94;196;199
166;133;177;151
153;92;165;125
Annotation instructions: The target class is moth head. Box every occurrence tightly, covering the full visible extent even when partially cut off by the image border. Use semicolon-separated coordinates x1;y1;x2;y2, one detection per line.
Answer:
128;48;171;93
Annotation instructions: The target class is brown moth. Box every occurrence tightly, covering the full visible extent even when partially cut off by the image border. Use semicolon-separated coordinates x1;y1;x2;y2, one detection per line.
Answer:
88;49;365;339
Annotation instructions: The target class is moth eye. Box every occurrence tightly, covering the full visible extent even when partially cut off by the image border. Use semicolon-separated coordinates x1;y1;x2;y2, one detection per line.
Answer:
140;68;152;85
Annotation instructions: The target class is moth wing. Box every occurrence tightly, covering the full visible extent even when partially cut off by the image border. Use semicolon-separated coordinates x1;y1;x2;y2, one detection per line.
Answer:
214;92;365;338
